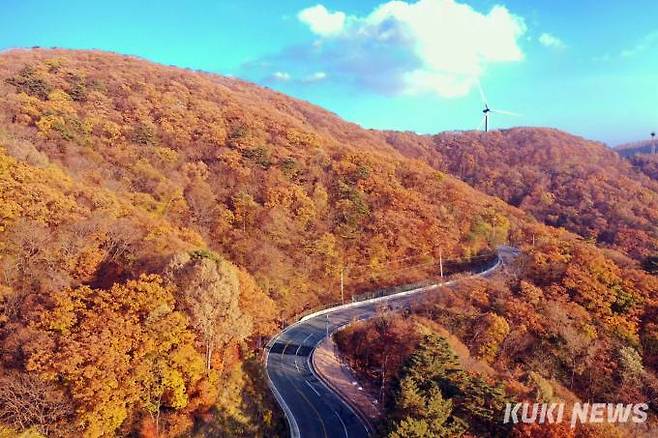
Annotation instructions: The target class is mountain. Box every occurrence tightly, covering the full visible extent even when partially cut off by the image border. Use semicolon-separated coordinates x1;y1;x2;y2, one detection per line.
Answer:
0;49;656;437
627;153;658;181
0;48;528;314
616;139;657;157
614;141;658;181
0;48;531;436
382;128;658;261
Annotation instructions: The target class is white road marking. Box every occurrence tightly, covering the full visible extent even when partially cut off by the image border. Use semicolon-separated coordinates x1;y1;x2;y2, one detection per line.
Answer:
295;333;315;373
266;250;509;438
297;333;314;355
334;410;349;438
305;380;321;396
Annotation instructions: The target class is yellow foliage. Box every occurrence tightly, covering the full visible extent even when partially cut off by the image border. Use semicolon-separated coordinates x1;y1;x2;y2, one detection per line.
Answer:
35;114;65;135
153;146;179;163
0;426;45;438
286;129;320;149
17;92;42;118
265;184;316;225
47;89;75;114
28;275;205;437
1;50;656;437
310;232;340;276
237;269;277;336
473;312;510;364
0;148;79;228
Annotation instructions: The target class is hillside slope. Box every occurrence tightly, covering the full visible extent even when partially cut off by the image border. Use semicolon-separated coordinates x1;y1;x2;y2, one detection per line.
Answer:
616;139;657;157
0;49;656;437
383;128;658;261
0;49;530;436
0;49;529;313
628;153;658;181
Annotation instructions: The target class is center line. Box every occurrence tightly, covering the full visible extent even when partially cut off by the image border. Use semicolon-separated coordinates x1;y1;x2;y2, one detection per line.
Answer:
334;410;349;438
305;380;321;396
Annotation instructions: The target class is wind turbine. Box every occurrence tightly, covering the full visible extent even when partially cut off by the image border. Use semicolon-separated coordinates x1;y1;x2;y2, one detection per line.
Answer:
477;82;520;132
651;131;656;154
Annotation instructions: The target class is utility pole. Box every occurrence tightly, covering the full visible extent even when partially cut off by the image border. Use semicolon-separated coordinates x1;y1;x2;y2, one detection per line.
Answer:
340;267;345;304
439;248;444;280
325;314;329;338
380;354;389;406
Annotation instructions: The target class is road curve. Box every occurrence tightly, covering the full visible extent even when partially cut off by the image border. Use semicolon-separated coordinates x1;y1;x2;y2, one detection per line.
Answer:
265;246;518;438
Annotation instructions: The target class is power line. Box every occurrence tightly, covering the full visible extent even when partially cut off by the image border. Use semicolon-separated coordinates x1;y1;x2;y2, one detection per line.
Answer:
347;252;495;281
344;252;434;270
358;259;439;279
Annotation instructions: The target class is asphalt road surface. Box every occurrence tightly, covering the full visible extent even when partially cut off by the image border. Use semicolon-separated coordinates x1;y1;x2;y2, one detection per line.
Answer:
265;246;518;438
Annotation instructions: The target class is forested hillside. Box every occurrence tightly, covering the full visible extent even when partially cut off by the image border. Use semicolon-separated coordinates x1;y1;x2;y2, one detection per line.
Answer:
383;129;658;263
336;225;658;436
616;140;656;158
0;49;656;437
0;49;526;436
628;153;658;181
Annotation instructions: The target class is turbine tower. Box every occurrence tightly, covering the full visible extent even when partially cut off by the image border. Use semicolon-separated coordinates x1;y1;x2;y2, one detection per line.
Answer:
652;131;656;154
482;104;491;132
477;82;520;132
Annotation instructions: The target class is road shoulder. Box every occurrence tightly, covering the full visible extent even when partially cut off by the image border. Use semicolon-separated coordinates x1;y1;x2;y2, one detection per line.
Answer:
311;335;382;428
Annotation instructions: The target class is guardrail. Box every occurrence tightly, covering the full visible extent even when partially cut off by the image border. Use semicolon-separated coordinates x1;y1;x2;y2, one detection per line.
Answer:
263;249;504;438
278;251;499;328
299;252;501;323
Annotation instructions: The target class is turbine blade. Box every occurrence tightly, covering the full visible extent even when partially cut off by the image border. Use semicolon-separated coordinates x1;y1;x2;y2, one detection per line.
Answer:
491;109;522;117
477;80;488;105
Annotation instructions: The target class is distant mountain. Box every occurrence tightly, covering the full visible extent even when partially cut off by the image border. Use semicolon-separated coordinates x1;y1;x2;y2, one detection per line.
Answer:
615;140;658;181
383;127;658;260
628;153;658;181
615;139;657;157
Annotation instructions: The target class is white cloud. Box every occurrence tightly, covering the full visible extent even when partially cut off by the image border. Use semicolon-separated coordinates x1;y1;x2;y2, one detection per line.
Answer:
264;71;328;85
272;71;291;81
298;5;347;36
294;0;526;98
621;31;658;57
593;31;658;61
538;32;566;49
304;71;328;82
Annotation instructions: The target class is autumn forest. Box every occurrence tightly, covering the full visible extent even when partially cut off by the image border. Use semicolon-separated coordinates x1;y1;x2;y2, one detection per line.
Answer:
0;49;656;437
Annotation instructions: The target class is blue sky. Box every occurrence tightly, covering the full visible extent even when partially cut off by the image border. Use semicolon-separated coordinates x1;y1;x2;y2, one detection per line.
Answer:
1;0;657;145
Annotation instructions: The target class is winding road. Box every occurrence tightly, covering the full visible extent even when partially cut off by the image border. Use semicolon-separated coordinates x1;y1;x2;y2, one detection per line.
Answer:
265;246;518;438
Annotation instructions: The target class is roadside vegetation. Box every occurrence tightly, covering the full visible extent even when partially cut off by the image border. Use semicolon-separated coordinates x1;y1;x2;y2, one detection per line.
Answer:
335;231;658;436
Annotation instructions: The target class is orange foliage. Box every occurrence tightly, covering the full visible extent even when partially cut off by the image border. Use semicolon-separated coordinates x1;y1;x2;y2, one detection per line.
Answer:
0;48;656;436
385;129;658;261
